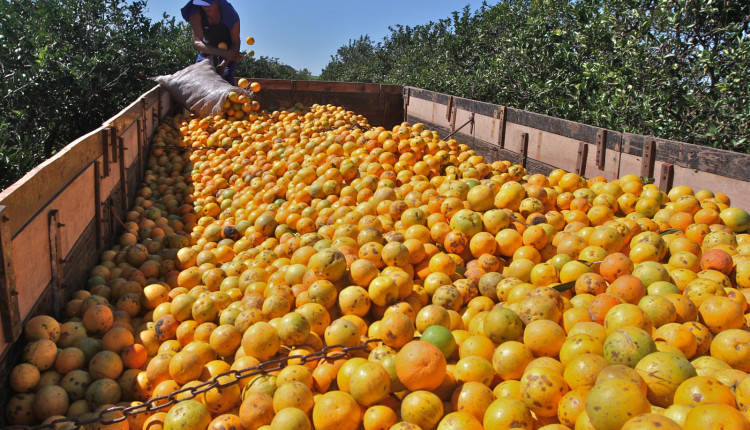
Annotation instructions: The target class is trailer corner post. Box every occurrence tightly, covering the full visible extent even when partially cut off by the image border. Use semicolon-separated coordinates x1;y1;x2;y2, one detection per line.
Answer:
0;205;22;341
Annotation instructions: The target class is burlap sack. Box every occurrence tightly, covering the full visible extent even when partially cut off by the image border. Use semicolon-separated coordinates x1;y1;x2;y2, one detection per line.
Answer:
151;59;250;117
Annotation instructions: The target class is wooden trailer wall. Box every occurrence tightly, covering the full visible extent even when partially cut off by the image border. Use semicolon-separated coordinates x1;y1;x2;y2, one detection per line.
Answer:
247;79;404;128
403;87;750;210
0;86;173;385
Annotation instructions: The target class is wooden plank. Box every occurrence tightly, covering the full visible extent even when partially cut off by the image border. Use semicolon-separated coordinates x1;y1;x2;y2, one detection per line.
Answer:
506;108;622;151
12;212;52;318
105;96;144;137
623;133;750;183
0;205;21;342
0;129;102;238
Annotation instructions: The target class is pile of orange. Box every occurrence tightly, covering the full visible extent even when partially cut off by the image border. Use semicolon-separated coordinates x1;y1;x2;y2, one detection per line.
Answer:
5;101;750;430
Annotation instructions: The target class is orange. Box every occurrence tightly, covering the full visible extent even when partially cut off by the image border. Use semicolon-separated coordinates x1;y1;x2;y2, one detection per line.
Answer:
312;391;361;430
683;403;750;430
395;340;447;391
363;405;398;430
673;376;736;406
599;252;634;283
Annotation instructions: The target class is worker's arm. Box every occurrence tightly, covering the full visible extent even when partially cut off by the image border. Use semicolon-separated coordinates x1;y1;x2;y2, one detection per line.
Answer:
218;21;243;66
189;12;241;60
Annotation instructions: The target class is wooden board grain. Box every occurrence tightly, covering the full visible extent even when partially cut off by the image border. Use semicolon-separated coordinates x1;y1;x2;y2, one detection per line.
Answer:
12;211;52;319
0;130;102;238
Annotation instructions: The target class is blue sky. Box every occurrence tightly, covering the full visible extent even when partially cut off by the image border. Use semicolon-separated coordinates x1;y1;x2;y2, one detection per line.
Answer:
142;0;492;75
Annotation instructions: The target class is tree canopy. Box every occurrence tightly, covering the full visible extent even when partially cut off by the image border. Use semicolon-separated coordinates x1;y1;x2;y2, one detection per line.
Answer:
321;0;750;153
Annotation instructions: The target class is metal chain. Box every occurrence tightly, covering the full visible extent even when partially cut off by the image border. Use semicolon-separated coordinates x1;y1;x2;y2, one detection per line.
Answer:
3;339;382;430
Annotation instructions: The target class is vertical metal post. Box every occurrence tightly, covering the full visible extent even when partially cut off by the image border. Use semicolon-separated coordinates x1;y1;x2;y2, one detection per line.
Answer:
100;128;110;178
576;142;588;176
118;136;128;214
497;106;507;149
520;132;529;168
659;163;674;192
640;139;656;179
596;129;607;169
0;206;21;341
48;210;64;318
94;161;103;251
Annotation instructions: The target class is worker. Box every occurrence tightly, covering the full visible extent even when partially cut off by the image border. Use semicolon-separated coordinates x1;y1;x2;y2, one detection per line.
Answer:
181;0;243;84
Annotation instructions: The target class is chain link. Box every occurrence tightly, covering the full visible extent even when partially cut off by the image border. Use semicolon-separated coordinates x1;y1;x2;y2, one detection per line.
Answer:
3;339;381;430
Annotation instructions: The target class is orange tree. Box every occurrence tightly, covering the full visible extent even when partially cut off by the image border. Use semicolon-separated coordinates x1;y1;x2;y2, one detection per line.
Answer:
0;0;196;189
321;0;750;153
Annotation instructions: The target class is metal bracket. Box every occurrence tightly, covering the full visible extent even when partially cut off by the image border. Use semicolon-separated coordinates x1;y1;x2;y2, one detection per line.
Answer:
659;163;674;192
118;136;128;214
48;210;65;318
520;132;529;168
100;128;110;178
94;161;103;251
596;129;607;169
0;205;21;341
640;138;656;179
576;142;588;176
497;106;507;149
110;125;118;163
446;96;454;122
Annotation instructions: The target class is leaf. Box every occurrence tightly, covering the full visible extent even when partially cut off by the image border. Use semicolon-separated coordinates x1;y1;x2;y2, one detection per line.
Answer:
553;280;576;293
660;228;682;236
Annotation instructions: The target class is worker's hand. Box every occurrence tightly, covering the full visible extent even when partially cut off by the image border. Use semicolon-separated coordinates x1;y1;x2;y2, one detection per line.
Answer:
226;50;244;62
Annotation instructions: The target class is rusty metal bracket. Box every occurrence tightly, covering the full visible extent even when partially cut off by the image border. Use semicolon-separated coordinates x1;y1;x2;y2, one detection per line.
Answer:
290;80;298;105
118;136;128;214
497;106;507;149
48;210;65;317
0;205;21;341
659;163;674;192
94;161;103;251
576;142;588;176
640;138;656;179
443;115;474;141
520;132;529;168
100;128;110;178
110;125;118;164
596;129;607;169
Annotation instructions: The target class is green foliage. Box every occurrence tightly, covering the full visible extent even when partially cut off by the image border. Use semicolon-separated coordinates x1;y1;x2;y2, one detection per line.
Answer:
236;56;313;80
321;0;750;153
0;0;195;189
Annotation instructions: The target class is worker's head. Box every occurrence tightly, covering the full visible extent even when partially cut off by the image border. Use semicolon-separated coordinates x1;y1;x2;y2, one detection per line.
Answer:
192;0;217;7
